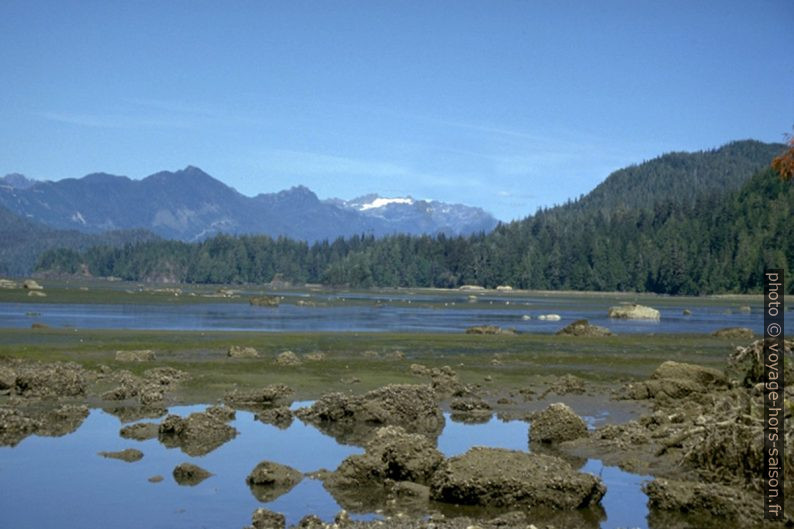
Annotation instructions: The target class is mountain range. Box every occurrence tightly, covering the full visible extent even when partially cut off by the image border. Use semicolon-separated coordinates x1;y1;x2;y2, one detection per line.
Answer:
0;168;498;242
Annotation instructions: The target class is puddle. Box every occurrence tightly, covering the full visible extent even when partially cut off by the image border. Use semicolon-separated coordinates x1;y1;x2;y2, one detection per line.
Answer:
0;405;650;529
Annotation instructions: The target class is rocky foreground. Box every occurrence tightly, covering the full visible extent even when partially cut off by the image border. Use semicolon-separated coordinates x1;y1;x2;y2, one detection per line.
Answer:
1;338;792;529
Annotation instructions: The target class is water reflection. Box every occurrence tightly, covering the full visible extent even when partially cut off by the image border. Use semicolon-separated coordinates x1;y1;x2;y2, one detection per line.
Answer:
0;405;650;529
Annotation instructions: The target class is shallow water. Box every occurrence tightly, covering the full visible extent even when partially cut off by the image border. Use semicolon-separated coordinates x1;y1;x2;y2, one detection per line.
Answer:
0;294;773;334
0;405;651;529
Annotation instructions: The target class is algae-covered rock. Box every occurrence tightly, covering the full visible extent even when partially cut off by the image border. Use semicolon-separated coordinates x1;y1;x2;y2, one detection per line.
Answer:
295;384;444;444
158;407;237;456
556;319;614;337
530;402;589;444
429;447;605;509
327;426;444;489
172;462;212;486
246;461;303;502
712;327;755;339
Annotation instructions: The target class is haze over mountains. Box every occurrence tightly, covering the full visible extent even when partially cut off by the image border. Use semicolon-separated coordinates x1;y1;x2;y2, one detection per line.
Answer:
0;168;498;242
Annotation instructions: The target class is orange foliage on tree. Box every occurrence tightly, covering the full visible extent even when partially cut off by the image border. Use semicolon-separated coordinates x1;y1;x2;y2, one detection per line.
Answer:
771;134;794;181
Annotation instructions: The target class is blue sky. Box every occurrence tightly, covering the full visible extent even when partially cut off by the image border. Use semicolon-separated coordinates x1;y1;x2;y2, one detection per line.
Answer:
1;1;792;221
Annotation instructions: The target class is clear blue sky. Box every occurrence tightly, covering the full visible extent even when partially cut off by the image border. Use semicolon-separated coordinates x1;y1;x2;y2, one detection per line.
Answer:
1;1;792;221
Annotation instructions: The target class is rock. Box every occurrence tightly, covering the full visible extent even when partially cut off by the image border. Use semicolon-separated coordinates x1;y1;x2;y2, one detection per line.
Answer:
651;361;726;386
120;422;159;441
293;515;324;529
275;350;302;366
0;279;19;289
539;373;586;397
206;404;236;422
227;345;260;358
624;361;728;401
148;475;164;483
608;303;660;320
27;291;46;297
727;339;793;387
22;279;43;290
555;319;614;337
158;408;237;456
521;314;531;320
225;384;294;410
459;285;485;291
295;384;444;444
712;327;755;339
0;366;16;391
464;325;517;335
644;478;767;524
115;349;156;362
247;508;286;529
172;462;212;486
429;447;605;509
143;367;190;386
495;285;513;291
255;406;293;429
249;295;279;308
13;361;86;398
305;352;326;361
682;309;692;316
31;322;49;329
410;364;464;395
538;314;561;321
327;426;445;489
737;305;752;314
529;403;588;444
245;461;303;502
98;448;143;462
0;404;89;446
450;397;492;415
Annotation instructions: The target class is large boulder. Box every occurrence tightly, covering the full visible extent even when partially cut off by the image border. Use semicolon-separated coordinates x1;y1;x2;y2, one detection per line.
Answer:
608;304;660;320
644;479;773;526
22;279;43;290
429;447;606;509
624;361;727;401
158;407;237;456
246;461;303;502
530;402;589;444
295;384;444;444
13;361;87;398
327;426;444;489
556;319;614;337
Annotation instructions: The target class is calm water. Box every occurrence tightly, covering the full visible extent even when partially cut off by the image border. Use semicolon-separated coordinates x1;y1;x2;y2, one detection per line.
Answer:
0;405;650;529
0;295;773;334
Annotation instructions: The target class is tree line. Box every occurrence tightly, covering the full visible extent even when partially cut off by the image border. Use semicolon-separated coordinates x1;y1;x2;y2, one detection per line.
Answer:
36;167;792;295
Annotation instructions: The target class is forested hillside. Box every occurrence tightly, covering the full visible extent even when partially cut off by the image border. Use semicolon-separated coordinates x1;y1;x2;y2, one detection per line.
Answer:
0;205;158;276
36;161;792;294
